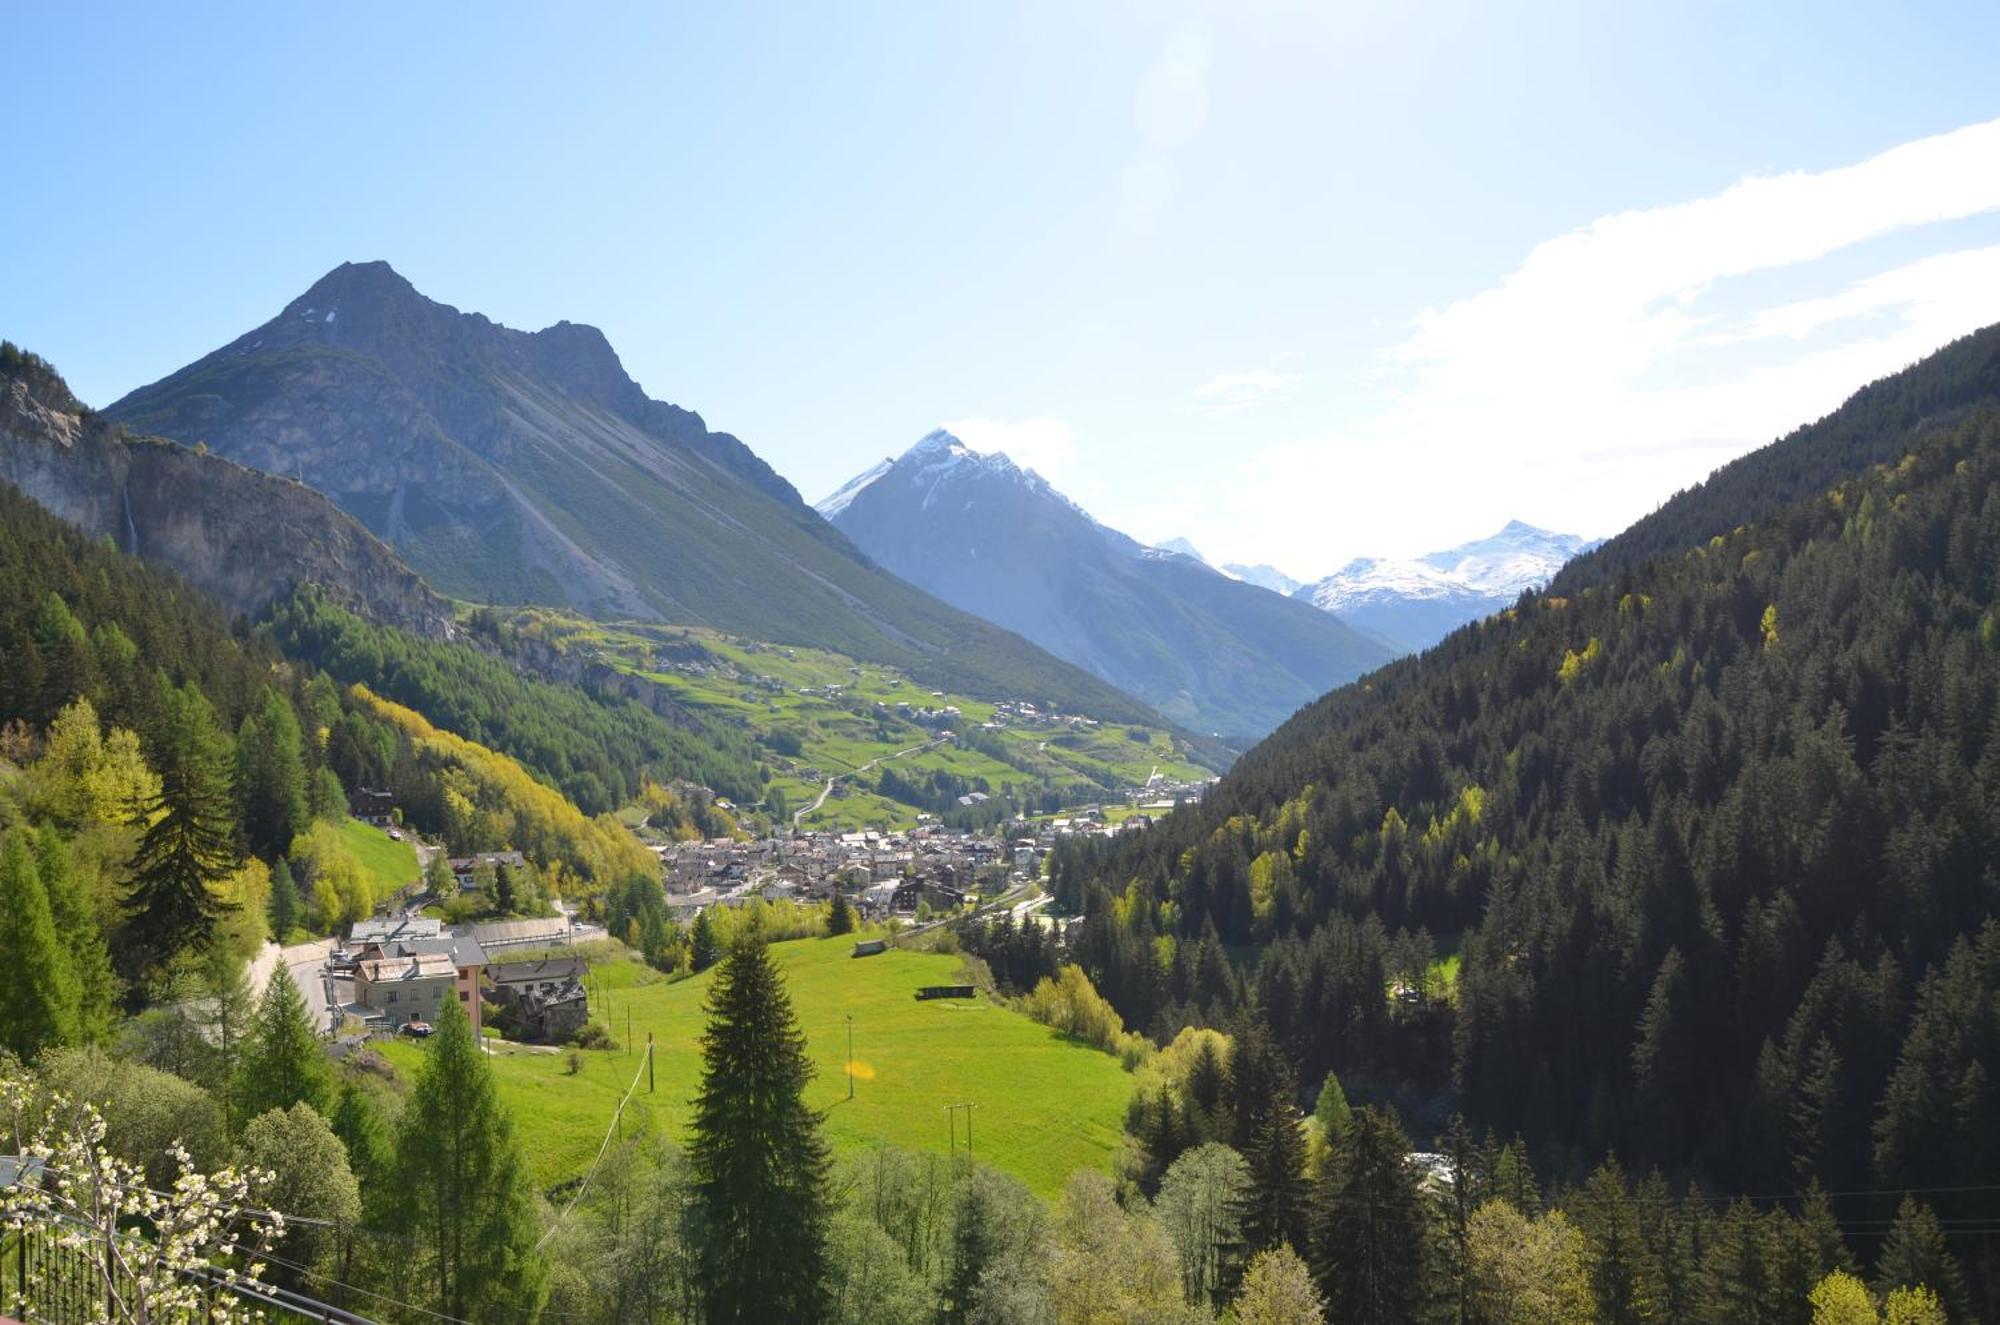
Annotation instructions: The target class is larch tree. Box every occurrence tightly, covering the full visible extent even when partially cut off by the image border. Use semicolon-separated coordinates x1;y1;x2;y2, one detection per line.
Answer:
234;964;333;1125
1466;1201;1595;1325
126;681;238;972
0;832;81;1060
391;995;547;1320
1155;1140;1251;1310
689;932;833;1324
1234;1244;1328;1325
33;826;117;1044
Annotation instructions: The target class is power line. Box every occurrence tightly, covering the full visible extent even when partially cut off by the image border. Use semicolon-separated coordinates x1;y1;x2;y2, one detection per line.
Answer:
533;1038;654;1254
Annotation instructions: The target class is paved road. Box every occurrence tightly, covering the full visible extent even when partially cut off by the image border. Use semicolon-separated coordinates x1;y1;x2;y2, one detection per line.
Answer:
248;936;342;1033
794;737;949;824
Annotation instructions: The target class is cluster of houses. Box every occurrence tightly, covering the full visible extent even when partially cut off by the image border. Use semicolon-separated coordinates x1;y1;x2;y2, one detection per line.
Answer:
655;824;1030;921
331;913;590;1043
974;698;1100;733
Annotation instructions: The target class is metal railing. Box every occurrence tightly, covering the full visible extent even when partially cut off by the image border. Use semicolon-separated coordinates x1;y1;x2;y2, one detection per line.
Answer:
3;1222;378;1325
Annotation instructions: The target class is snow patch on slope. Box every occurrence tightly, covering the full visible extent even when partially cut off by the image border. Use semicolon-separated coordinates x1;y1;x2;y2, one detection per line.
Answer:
815;457;894;520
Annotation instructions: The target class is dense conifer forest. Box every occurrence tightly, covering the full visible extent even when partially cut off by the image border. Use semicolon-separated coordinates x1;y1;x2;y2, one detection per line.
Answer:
268;588;763;813
1054;372;2000;1315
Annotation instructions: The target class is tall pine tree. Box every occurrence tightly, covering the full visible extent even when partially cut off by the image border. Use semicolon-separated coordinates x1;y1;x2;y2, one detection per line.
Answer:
237;688;309;859
689;933;833;1324
1232;1019;1309;1254
126;681;237;972
391;995;546;1319
690;907;722;972
1311;1106;1431;1325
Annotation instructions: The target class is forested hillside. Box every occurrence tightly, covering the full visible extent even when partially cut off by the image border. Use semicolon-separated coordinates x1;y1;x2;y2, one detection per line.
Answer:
267;588;761;814
1059;394;2000;1316
0;473;658;980
1553;319;2000;594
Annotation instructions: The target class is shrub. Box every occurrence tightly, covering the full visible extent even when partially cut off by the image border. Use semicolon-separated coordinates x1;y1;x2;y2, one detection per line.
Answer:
1021;965;1152;1067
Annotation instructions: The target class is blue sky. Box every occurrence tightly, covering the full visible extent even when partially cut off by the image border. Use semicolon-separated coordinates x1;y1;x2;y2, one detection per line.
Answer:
7;1;2000;575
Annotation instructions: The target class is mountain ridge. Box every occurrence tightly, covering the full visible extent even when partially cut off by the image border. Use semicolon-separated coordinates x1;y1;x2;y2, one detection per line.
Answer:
820;430;1394;737
1292;519;1597;652
103;263;1167;724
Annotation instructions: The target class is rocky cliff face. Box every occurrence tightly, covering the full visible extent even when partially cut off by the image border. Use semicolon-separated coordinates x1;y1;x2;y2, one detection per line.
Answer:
0;346;453;638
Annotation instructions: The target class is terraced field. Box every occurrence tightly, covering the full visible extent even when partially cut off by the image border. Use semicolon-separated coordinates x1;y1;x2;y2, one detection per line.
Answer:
490;610;1218;830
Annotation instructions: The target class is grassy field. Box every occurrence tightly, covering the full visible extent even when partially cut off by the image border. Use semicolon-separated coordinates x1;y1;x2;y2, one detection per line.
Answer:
379;935;1135;1198
487;609;1217;832
334;816;420;896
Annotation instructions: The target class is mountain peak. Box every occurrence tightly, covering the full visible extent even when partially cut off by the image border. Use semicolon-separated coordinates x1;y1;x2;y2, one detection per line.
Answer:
291;259;422;310
908;427;963;455
900;428;1021;473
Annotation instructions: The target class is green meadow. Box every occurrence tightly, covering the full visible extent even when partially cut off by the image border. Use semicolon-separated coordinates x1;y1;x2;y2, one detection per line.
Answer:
379;935;1135;1198
334;816;420;896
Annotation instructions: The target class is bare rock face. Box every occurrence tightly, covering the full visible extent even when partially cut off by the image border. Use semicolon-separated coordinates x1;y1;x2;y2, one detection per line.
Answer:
0;345;454;638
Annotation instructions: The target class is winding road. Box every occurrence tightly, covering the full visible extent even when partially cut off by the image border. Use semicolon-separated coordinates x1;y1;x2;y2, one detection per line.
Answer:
793;736;951;825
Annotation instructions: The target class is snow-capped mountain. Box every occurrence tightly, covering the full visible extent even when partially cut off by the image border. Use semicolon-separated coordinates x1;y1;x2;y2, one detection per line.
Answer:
1419;519;1598;596
1294;521;1598;653
818;430;1393;738
1221;563;1303;597
1152;536;1207;563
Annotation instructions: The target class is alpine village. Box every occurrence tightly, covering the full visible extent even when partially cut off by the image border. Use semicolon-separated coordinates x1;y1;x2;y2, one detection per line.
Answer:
5;7;2000;1324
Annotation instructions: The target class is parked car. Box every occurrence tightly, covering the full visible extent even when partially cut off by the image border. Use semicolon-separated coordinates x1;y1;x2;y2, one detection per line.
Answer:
387;829;403;841
327;949;356;970
398;1020;434;1038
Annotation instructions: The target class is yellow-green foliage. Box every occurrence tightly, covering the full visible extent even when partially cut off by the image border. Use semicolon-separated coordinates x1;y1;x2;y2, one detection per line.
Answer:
215;857;270;960
1248;849;1294;924
1762;604;1780;650
704;896;826;948
1884;1285;1948;1325
292;820;373;931
350;684;655;894
1422;785;1485;849
1558;637;1602;685
22;698;158;831
1808;1271;1876;1325
1467;1201;1594;1325
1130;1025;1232;1109
1022;965;1153;1069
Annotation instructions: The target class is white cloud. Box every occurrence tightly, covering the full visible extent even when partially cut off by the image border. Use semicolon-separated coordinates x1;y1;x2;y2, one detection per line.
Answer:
1192;367;1299;414
1212;116;2000;573
940;416;1080;481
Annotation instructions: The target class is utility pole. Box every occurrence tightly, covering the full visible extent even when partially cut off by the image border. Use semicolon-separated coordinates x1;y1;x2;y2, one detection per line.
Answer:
847;1013;855;1101
647;1032;655;1093
945;1102;977;1157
